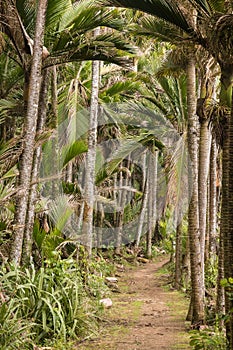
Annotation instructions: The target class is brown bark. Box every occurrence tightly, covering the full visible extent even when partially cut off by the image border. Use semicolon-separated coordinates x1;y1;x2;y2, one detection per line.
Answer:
23;68;50;261
186;55;205;325
81;28;100;257
10;0;48;264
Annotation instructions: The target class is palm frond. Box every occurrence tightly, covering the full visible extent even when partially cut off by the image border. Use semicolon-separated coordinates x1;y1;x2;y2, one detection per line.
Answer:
187;0;224;16
100;81;141;101
133;15;190;43
48;195;73;232
104;0;195;35
61;140;88;168
44;39;135;69
46;0;72;31
165;132;190;221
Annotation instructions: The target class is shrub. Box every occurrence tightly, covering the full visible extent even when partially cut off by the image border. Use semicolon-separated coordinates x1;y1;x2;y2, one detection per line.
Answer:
189;328;226;349
0;255;110;347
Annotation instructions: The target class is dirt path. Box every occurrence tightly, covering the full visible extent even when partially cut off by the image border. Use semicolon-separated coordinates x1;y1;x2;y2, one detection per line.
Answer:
78;256;191;350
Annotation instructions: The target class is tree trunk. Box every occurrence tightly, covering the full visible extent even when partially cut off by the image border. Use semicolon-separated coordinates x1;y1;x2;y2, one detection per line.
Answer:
23;68;50;261
224;85;233;350
198;118;211;287
115;158;130;254
136;177;149;249
82;28;100;258
174;220;183;290
209;138;218;256
146;150;158;258
219;63;233;348
186;56;205;325
10;0;48;265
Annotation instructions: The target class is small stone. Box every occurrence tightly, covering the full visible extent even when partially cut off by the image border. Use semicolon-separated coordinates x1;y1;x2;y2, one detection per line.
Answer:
106;277;118;283
137;257;149;263
99;298;113;308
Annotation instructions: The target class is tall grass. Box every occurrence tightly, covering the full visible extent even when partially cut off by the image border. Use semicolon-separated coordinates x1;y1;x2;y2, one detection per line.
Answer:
0;256;110;348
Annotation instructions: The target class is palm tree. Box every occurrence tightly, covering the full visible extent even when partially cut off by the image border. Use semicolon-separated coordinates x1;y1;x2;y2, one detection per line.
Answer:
81;28;100;257
1;0;136;264
10;0;48;264
104;0;233;334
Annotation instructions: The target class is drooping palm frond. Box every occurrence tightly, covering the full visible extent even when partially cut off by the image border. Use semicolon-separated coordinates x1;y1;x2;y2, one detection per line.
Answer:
187;0;225;16
57;2;124;33
48;195;73;233
104;0;195;36
164;131;190;221
44;39;135;69
100;80;141;102
0;138;23;178
61;140;88;168
132;15;191;43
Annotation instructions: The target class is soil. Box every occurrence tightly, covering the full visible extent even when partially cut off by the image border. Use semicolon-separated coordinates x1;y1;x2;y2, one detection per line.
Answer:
78;256;192;350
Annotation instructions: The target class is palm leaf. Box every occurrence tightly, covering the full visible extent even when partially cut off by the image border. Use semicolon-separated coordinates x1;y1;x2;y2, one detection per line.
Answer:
100;80;141;101
104;0;195;35
187;0;224;16
133;15;189;43
61;140;88;167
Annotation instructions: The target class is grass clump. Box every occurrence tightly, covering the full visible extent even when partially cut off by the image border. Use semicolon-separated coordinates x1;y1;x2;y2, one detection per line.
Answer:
0;254;112;349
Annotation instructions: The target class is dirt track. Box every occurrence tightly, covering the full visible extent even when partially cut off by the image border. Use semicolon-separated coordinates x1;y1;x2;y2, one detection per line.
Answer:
78;257;191;350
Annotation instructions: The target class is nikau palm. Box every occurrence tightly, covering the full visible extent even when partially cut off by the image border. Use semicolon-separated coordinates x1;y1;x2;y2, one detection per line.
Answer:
105;0;233;338
1;0;135;264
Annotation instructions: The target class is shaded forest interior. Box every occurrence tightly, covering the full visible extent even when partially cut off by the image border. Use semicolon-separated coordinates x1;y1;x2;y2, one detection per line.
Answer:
0;0;233;349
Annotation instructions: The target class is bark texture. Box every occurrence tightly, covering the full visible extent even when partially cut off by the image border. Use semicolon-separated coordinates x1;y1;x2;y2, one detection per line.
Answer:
11;0;48;264
82;28;100;257
186;56;205;325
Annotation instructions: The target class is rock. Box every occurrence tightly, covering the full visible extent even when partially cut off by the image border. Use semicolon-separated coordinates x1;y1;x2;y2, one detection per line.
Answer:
115;264;125;272
99;298;113;308
105;277;118;283
137;257;149;264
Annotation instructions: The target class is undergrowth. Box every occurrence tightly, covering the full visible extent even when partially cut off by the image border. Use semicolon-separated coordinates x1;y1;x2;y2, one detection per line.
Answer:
0;254;113;349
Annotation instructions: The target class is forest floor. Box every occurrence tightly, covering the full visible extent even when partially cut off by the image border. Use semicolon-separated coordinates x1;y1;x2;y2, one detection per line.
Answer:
77;255;192;350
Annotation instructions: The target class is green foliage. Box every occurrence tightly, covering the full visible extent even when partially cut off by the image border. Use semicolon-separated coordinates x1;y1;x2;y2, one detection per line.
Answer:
0;256;111;347
205;257;218;290
0;300;34;350
189;328;226;349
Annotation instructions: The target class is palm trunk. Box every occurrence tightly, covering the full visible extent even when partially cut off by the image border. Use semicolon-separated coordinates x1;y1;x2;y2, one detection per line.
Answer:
174;220;183;290
146;150;158;258
209;138;217;256
136;177;149;249
224;86;233;350
82;28;100;257
198;118;211;287
96;202;104;250
219;64;233;348
50;66;59;198
10;0;48;265
186;56;205;325
135;150;148;249
23;69;50;261
115;159;130;254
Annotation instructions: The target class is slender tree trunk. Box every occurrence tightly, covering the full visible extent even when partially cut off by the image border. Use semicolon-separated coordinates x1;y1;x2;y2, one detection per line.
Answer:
146;150;158;258
216;142;224;324
10;0;48;265
224;86;233;350
82;28;100;257
135;177;149;249
96;202;104;250
23;68;50;261
115;159;130;254
219;64;233;348
198;118;211;286
209;138;217;256
174;220;183;290
186;56;205;325
51;66;59;198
